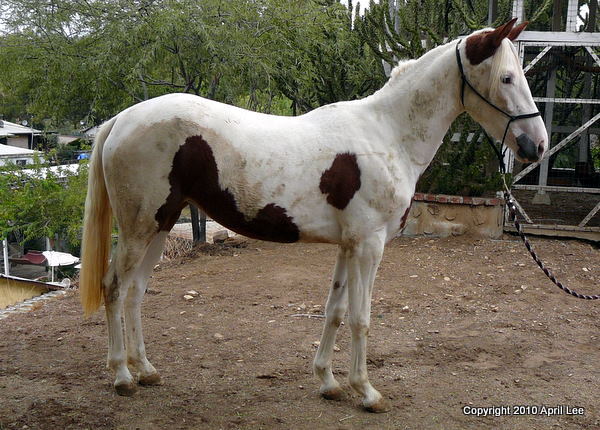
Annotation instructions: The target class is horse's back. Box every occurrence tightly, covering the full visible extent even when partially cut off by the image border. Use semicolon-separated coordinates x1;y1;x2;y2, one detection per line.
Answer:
100;93;411;245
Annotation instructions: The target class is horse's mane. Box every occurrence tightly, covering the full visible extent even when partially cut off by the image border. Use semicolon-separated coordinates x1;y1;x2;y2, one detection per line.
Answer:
385;41;454;86
388;33;520;85
389;59;418;81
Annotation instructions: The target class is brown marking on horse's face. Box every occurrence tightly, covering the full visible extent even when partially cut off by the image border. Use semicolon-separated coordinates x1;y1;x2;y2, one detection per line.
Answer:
155;135;299;243
465;31;494;65
319;153;361;210
465;18;518;65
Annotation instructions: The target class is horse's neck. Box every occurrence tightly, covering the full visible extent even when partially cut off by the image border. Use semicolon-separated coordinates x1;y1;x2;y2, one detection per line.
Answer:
367;43;463;178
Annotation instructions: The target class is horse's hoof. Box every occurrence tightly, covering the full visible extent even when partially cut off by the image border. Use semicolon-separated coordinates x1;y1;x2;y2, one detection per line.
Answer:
138;373;162;386
364;398;391;413
320;387;345;401
114;381;138;396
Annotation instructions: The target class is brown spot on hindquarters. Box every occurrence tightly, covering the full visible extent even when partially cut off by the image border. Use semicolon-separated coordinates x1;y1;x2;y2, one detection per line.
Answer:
319;153;361;210
155;135;299;243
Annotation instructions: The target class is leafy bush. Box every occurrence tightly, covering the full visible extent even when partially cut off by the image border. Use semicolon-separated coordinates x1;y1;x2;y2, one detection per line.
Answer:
417;115;506;197
0;159;88;251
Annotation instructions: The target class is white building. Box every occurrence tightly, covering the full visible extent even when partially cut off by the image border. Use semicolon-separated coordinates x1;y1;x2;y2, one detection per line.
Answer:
0;144;39;167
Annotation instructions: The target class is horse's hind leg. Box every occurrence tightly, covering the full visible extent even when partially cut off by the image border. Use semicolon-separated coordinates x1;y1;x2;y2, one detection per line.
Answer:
124;231;168;386
313;248;348;400
103;232;154;396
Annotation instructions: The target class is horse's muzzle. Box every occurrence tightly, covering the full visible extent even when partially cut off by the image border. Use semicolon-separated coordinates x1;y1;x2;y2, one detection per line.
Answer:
516;133;540;162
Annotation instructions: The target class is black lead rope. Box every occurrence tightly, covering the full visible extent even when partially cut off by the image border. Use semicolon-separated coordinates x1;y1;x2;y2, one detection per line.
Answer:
503;187;600;300
456;40;600;300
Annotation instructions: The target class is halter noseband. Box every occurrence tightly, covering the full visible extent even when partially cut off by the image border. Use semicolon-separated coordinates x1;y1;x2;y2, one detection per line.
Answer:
455;39;541;147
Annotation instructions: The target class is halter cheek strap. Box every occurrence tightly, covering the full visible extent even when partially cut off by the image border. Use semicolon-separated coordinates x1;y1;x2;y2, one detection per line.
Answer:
455;40;541;148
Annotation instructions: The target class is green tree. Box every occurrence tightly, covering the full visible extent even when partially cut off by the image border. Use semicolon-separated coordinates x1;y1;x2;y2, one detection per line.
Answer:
1;0;385;125
355;0;556;196
0;160;88;250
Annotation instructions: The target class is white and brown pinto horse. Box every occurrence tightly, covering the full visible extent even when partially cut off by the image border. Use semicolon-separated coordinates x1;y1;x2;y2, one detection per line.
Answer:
80;20;546;412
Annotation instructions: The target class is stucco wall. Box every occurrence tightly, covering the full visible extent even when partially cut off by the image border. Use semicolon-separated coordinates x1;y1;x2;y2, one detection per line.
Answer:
402;193;504;239
7;136;30;149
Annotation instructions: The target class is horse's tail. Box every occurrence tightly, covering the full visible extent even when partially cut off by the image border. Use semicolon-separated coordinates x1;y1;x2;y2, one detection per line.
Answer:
79;116;117;317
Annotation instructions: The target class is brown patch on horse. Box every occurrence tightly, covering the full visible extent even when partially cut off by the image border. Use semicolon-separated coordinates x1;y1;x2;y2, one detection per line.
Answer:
465;18;517;65
465;31;494;65
155;135;299;243
319;153;361;210
399;203;412;231
333;281;341;290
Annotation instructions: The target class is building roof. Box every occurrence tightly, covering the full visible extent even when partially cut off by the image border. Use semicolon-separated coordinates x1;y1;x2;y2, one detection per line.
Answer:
0;120;41;137
0;143;38;156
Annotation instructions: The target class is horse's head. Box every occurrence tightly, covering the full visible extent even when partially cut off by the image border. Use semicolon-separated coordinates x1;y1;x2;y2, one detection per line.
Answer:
457;19;547;163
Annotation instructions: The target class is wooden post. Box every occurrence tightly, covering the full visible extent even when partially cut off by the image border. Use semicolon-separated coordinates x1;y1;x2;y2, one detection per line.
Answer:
532;0;564;204
579;0;598;165
189;204;206;244
512;0;525;22
588;0;598;32
2;238;9;276
552;0;563;32
533;69;556;205
488;0;498;25
565;0;579;32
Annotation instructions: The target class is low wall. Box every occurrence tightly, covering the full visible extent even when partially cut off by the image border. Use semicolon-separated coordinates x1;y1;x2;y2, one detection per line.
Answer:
402;193;504;239
0;275;51;309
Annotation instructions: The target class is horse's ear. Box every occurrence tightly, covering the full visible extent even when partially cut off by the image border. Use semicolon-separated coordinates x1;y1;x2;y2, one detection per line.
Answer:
465;18;517;65
488;18;518;48
508;21;528;41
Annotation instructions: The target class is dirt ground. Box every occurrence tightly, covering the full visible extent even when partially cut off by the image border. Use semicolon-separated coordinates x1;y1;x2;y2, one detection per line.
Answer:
1;234;599;430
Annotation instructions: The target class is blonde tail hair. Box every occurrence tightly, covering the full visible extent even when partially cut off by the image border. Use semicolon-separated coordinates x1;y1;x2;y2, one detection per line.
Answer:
79;117;117;317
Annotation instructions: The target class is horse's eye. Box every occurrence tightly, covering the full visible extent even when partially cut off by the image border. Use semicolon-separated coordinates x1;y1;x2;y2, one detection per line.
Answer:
502;75;512;84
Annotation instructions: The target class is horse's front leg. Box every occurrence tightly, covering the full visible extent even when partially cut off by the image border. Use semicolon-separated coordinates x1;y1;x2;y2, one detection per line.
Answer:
347;232;389;412
314;248;349;400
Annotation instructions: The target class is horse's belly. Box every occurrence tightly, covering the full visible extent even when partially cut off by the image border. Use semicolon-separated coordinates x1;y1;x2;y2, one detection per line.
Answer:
200;201;300;243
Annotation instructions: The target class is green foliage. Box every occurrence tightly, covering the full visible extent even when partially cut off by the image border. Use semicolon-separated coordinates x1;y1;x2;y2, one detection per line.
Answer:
0;160;88;249
267;1;385;113
0;0;383;123
357;0;556;196
592;142;600;170
417;115;506;196
0;0;586;205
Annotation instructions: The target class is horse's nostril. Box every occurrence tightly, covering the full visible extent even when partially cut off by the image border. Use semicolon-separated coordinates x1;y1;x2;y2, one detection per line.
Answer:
538;142;545;157
516;133;538;161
